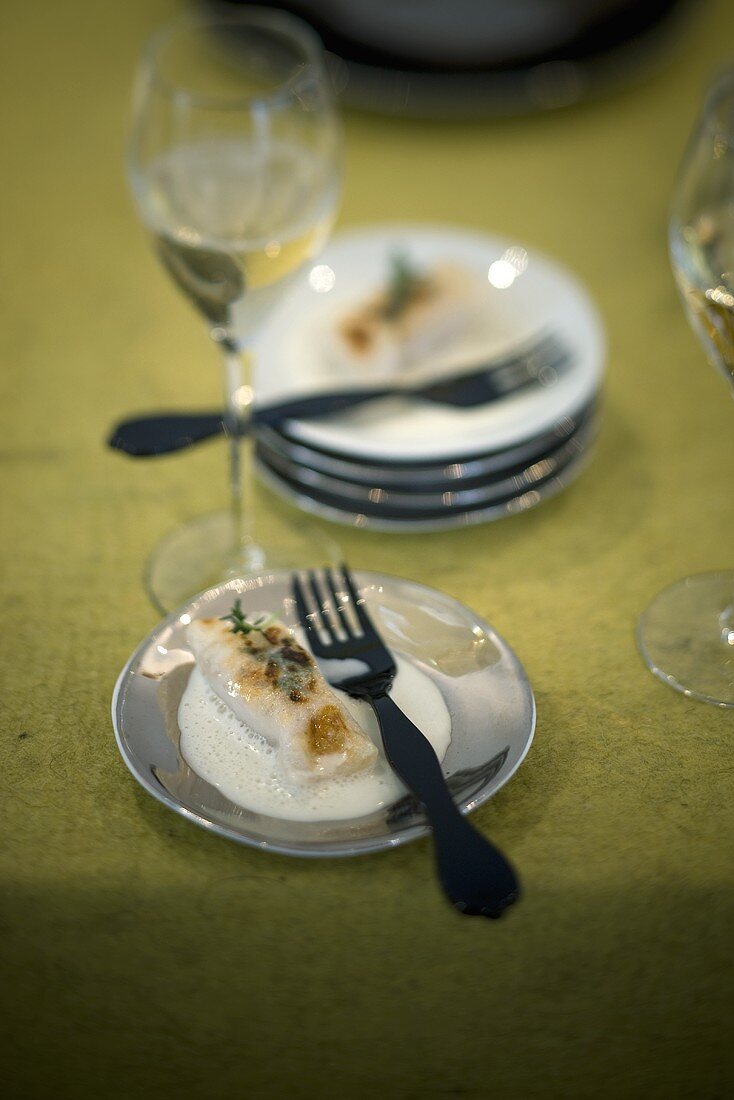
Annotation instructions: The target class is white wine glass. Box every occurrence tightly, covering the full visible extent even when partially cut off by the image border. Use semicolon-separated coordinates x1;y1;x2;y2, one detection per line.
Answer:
637;67;734;706
127;8;342;611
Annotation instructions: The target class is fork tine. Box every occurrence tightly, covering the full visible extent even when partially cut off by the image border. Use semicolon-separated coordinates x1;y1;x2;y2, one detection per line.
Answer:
491;340;561;385
501;330;558;372
504;343;568;390
325;567;356;639
291;573;327;656
494;363;528;387
340;564;374;635
528;332;566;364
308;570;338;642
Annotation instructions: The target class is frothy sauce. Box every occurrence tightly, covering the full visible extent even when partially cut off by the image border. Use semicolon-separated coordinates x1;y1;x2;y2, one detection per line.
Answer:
178;654;451;821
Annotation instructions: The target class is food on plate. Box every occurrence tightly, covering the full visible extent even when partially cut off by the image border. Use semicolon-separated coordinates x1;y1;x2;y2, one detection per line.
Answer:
176;593;453;822
185;600;378;784
329;252;481;374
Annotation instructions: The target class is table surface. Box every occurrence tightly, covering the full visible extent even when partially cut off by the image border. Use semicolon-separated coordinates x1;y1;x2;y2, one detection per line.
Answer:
2;2;734;1097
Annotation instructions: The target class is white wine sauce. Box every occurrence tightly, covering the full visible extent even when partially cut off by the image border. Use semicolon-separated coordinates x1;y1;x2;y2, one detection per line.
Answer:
178;655;451;822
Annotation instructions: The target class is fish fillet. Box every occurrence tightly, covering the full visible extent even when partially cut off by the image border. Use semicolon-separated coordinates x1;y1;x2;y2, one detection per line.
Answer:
186;614;377;784
331;262;481;374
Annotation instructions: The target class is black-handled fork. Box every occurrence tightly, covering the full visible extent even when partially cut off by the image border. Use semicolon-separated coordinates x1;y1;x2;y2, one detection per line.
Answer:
291;565;520;919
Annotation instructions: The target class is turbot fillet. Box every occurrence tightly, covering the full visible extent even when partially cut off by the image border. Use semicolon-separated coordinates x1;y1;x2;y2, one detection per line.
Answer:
330;260;481;375
186;612;377;784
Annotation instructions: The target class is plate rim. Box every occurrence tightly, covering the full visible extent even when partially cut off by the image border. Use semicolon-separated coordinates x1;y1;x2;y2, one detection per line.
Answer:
256;436;594;532
111;569;536;858
261;394;598;480
257;413;597;509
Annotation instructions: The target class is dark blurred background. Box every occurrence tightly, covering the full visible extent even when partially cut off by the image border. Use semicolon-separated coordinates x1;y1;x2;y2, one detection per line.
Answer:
212;0;696;116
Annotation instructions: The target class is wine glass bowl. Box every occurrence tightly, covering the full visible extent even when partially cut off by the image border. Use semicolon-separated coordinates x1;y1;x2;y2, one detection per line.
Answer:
126;8;342;611
669;67;734;392
637;67;734;706
129;14;340;345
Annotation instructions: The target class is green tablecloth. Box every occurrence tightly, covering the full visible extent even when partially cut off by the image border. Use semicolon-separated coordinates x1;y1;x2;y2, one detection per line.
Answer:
2;2;734;1096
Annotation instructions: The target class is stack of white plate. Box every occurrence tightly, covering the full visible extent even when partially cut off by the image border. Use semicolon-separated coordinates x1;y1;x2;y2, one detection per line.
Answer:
252;225;605;531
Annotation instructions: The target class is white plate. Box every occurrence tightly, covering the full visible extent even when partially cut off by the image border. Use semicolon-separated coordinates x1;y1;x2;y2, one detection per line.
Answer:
112;571;535;857
254;223;605;461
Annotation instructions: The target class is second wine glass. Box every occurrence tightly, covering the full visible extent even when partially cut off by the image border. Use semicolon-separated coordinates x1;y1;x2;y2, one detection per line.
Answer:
637;67;734;706
127;8;342;611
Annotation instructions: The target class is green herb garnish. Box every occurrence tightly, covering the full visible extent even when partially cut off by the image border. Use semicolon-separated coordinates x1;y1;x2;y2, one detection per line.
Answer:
383;251;425;320
220;599;275;637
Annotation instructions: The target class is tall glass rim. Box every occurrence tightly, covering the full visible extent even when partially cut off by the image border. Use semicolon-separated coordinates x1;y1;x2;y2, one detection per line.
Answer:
139;6;328;112
669;62;734;227
698;63;734;137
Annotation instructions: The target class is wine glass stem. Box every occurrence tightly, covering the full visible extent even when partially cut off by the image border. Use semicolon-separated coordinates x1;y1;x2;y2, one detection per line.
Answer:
219;337;256;558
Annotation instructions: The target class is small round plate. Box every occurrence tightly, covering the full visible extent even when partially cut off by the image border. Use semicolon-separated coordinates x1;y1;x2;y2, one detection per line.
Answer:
112;571;535;857
254;223;605;462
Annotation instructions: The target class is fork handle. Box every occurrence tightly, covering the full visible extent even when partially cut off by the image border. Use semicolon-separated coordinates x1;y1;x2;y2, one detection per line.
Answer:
370;694;520;919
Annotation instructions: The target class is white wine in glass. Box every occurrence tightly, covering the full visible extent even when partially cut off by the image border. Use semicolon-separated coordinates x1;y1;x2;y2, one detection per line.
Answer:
127;9;342;611
637;67;734;706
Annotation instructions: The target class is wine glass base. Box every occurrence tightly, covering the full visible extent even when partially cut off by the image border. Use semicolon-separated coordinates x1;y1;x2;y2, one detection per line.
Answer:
144;510;342;615
637;571;734;707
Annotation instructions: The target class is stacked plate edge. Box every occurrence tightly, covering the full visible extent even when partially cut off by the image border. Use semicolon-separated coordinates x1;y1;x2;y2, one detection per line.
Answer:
251;224;605;530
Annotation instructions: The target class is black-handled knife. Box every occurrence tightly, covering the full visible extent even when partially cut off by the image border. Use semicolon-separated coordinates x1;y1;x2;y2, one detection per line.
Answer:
108;332;569;457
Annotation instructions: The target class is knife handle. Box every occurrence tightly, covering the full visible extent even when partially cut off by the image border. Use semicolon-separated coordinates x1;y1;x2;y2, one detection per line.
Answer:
107;412;225;456
369;693;520;918
107;391;395;456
